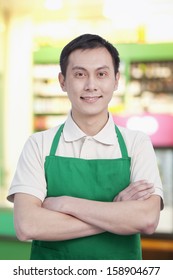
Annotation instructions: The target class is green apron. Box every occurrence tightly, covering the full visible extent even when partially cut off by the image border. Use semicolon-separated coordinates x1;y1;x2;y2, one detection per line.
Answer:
30;124;142;260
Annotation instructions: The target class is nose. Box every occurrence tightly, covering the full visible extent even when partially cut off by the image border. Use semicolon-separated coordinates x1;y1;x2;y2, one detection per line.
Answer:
84;75;98;91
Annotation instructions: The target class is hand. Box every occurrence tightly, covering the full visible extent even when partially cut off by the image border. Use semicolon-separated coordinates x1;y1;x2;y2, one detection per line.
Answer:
113;180;155;202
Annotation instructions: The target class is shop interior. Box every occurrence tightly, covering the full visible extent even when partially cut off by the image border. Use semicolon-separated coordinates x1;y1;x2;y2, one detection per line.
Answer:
0;0;173;259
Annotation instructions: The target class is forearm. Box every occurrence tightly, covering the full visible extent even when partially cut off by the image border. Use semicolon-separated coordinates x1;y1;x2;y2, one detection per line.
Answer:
14;194;103;241
59;195;161;235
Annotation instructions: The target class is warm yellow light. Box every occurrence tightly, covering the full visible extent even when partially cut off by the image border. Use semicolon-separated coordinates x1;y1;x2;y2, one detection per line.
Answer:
0;22;5;33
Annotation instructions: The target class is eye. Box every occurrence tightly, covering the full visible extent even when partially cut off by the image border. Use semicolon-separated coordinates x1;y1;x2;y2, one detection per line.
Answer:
97;72;107;78
74;72;86;78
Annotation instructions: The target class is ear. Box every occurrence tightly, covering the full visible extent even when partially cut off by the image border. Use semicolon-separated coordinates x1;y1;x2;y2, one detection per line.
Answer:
58;72;66;92
114;71;120;91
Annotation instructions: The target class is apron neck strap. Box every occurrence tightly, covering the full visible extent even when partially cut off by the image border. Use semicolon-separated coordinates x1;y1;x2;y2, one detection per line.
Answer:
49;123;128;158
50;123;65;156
115;125;129;158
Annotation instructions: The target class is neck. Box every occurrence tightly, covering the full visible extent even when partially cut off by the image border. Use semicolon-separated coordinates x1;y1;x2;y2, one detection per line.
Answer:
71;111;109;136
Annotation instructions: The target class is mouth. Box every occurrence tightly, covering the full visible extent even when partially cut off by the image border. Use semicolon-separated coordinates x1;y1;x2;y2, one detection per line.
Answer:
80;96;102;103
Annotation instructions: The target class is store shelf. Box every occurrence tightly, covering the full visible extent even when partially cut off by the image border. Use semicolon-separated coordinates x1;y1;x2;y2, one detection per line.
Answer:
126;61;173;115
33;64;70;131
129;61;173;95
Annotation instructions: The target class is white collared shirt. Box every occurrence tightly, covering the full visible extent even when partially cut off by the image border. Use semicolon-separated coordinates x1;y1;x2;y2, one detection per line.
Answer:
7;113;163;203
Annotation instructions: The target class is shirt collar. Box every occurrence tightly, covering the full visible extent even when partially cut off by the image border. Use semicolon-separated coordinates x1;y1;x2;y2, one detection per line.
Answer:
63;112;117;145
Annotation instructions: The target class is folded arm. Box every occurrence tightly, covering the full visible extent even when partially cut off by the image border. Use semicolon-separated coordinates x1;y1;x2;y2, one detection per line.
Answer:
14;193;104;241
52;195;160;235
14;180;160;241
43;180;160;235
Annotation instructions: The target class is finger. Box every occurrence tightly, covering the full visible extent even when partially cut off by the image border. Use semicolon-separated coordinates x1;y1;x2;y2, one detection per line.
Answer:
114;184;155;202
131;186;155;200
125;180;149;193
137;193;153;201
125;183;154;199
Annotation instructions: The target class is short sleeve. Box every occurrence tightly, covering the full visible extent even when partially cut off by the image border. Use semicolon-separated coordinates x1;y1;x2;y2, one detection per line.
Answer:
130;133;164;208
7;135;47;203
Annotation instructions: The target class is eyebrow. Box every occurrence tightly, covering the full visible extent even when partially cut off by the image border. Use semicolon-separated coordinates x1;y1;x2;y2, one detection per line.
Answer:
72;66;86;71
72;65;110;71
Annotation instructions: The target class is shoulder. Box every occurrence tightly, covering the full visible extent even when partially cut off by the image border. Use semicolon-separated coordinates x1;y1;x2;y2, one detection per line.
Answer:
30;125;60;145
23;125;62;161
117;125;152;156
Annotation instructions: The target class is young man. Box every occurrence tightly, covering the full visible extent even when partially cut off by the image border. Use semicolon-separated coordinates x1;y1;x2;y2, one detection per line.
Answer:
8;34;163;260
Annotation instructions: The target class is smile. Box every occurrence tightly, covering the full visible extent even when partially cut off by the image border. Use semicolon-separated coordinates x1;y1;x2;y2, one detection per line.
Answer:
80;96;102;103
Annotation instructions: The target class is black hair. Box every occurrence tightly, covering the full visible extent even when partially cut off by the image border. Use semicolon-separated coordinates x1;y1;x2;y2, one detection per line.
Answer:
60;34;120;77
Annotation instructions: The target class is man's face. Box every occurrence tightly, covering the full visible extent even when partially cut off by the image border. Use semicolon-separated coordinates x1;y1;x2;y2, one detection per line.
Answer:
59;47;119;120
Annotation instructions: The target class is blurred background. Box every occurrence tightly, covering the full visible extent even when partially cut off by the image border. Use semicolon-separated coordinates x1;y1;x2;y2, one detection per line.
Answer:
0;0;173;260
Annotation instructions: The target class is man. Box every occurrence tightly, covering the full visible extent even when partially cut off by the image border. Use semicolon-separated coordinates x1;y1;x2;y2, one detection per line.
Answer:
7;34;163;260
